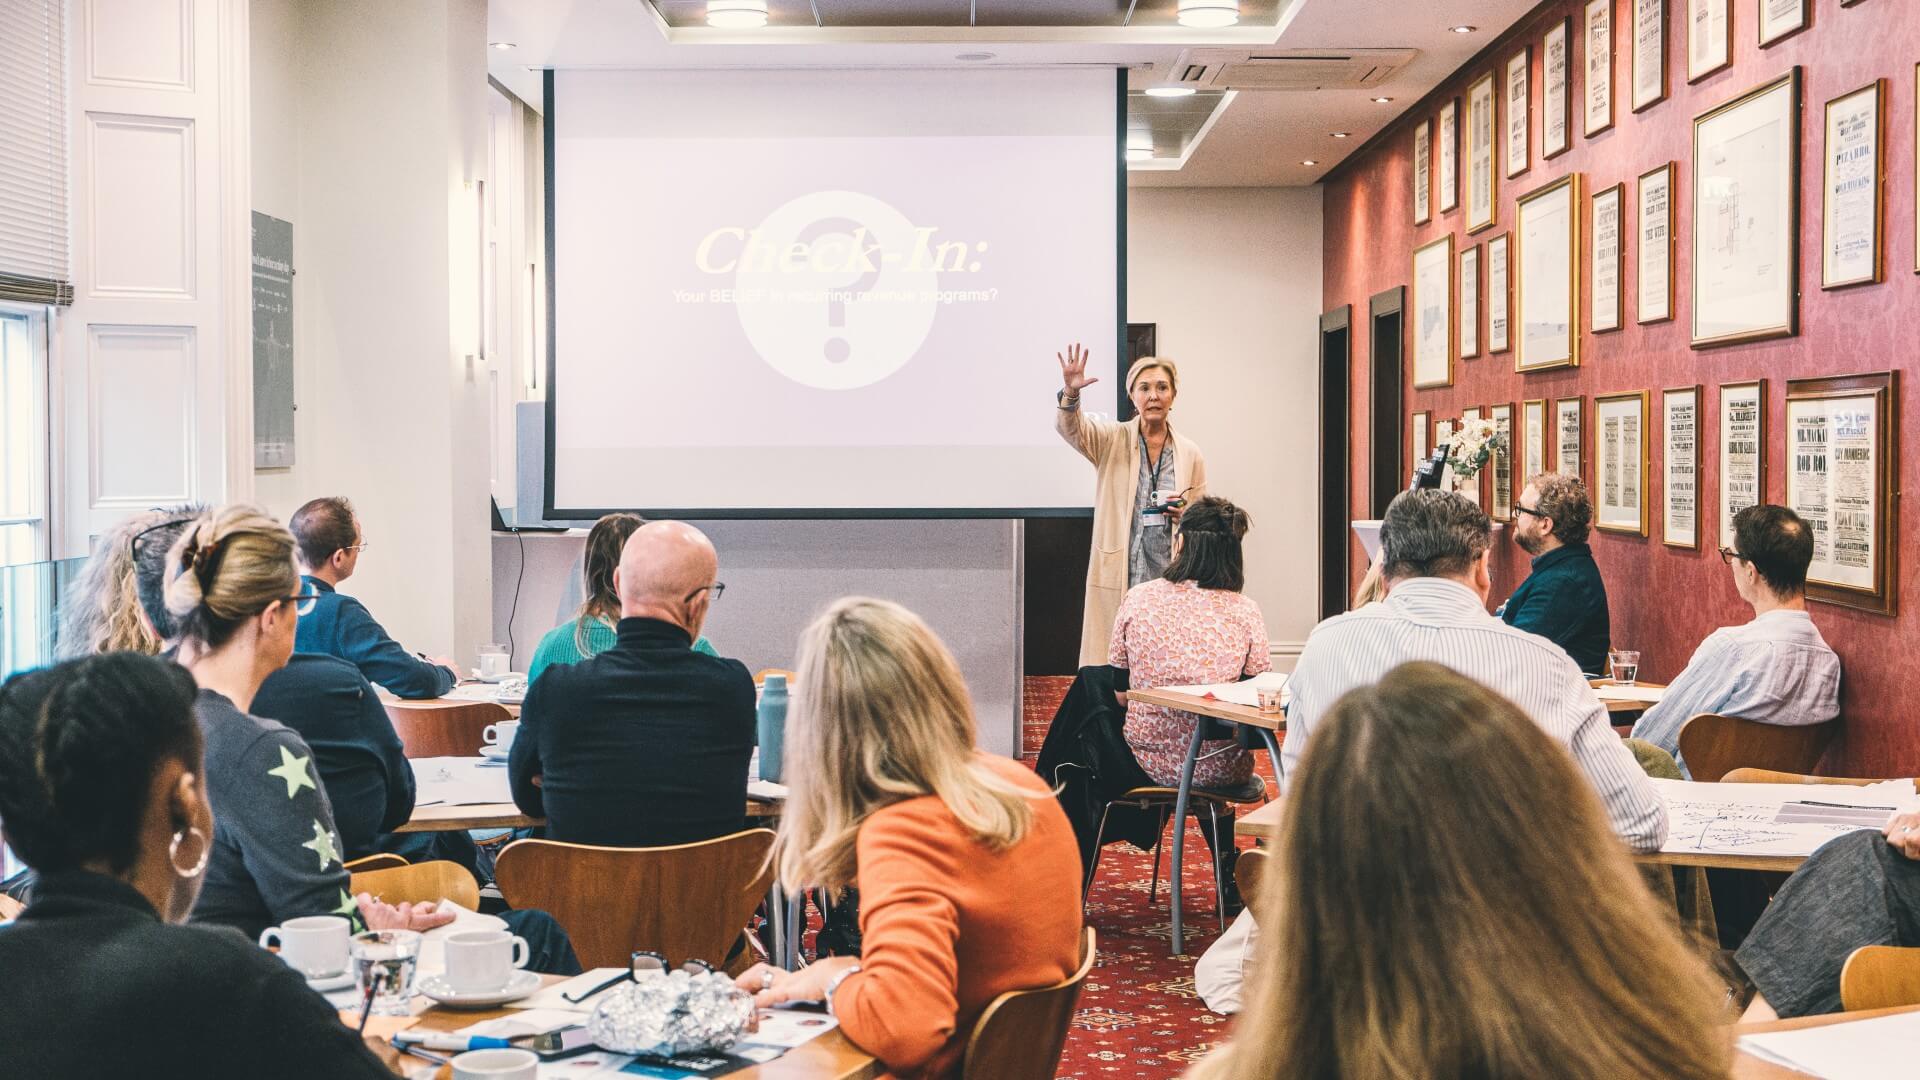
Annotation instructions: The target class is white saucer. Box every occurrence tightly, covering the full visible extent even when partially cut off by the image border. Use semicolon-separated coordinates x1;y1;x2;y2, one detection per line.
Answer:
479;745;510;762
417;969;542;1007
304;970;356;992
472;672;525;685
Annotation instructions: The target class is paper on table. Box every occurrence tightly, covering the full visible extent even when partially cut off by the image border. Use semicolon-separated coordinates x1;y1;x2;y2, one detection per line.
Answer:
747;780;787;801
413;756;515;807
508;967;630;1012
741;1007;840;1049
445;682;525;705
1738;1009;1920;1079
1654;778;1918;859
1149;673;1289;709
1593;683;1665;703
457;1009;586;1038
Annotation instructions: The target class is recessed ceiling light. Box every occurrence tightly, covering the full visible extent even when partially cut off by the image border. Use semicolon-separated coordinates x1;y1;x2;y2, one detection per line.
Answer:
1145;86;1198;98
707;0;768;29
1372;96;1394;103
1176;0;1240;29
489;41;516;51
1126;147;1155;162
956;52;995;62
1449;24;1478;33
1302;159;1319;166
1331;131;1352;138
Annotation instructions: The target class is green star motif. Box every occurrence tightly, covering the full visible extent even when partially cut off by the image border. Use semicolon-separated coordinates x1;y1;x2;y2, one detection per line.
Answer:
266;745;317;800
301;819;340;871
332;889;358;919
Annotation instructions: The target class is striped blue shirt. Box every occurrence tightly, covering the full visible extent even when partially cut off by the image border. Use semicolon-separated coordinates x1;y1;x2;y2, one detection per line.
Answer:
1283;577;1668;851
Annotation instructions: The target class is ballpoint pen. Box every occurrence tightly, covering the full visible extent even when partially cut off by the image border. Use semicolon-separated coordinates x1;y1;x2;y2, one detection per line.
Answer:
392;1031;514;1052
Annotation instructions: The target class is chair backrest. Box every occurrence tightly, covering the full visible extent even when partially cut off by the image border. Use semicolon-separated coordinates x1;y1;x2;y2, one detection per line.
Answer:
1677;713;1838;783
493;830;776;969
1234;847;1271;916
1841;945;1920;1011
343;853;408;873
1720;768;1906;788
349;860;480;911
960;927;1097;1080
384;700;513;759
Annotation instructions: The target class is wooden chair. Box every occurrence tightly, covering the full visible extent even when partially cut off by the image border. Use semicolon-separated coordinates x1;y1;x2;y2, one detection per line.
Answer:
349;860;481;911
1082;776;1268;936
343;853;408;873
1677;714;1838;782
384;699;513;758
1233;847;1271;916
493;829;776;969
1841;945;1920;1011
1720;768;1918;791
0;894;23;921
752;668;794;687
960;927;1097;1080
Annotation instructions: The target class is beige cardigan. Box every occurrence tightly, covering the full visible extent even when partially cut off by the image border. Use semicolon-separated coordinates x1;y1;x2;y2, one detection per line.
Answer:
1055;405;1207;668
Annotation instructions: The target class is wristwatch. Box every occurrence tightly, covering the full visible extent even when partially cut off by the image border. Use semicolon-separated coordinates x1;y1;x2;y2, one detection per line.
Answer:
1056;389;1080;410
824;962;863;1016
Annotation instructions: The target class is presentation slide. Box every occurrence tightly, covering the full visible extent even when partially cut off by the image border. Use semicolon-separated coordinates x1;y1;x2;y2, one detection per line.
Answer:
548;68;1120;516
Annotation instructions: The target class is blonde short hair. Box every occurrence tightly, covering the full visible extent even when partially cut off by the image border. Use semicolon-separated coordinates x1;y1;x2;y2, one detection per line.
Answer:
1124;356;1178;396
165;505;300;650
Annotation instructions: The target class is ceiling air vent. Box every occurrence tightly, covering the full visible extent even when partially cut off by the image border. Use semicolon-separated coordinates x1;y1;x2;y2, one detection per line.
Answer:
1165;48;1417;91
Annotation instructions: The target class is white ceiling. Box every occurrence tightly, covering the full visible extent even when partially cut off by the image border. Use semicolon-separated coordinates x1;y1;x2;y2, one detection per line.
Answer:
487;0;1542;187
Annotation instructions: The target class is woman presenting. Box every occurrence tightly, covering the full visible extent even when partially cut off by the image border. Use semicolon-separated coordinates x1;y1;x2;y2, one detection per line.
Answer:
1054;342;1207;668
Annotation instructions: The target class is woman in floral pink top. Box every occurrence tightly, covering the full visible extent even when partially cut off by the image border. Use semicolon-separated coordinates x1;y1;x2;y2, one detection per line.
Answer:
1109;496;1270;792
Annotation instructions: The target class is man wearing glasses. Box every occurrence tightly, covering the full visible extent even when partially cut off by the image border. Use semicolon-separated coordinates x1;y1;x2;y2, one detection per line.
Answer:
1499;473;1612;677
288;496;459;700
508;520;755;848
1629;504;1841;776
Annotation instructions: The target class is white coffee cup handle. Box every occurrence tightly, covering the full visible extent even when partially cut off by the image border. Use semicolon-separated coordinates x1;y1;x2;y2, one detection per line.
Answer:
258;927;282;950
510;936;530;969
482;724;499;746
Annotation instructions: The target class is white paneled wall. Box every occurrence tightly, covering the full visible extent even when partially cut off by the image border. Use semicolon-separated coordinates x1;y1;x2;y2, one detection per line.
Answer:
58;0;250;553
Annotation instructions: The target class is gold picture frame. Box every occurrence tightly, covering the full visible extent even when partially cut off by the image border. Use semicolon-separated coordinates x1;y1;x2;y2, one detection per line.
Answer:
1515;173;1583;372
1467;71;1500;233
1591;182;1626;333
1637;162;1676;323
1412;234;1456;389
1593;390;1650;536
1584;0;1616;137
1414;118;1432;225
1758;0;1809;46
1686;0;1731;83
1506;47;1532;179
1543;16;1575;158
1661;384;1702;549
1691;68;1802;348
1631;0;1669;112
1522;398;1549;484
1460;243;1482;359
1554;395;1587;481
1489;402;1516;521
1487;231;1513;352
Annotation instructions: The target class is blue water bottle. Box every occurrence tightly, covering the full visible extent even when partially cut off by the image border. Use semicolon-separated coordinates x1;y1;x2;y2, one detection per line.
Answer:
756;674;788;783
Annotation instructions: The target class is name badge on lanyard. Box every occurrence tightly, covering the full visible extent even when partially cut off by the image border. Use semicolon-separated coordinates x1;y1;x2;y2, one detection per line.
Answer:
1140;507;1168;529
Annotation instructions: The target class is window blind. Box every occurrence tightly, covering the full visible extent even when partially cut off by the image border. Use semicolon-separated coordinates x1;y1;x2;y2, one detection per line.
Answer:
0;0;70;306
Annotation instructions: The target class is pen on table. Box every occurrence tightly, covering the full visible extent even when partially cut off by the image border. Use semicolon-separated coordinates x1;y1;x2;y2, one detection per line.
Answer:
392;1031;514;1053
394;1042;450;1067
1788;799;1896;811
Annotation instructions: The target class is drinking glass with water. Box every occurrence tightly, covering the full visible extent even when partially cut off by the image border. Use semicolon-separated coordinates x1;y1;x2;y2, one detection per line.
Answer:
1608;649;1641;684
350;929;423;1016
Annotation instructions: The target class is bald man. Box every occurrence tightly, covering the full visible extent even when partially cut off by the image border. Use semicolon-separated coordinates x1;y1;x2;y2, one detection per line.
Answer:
508;522;756;846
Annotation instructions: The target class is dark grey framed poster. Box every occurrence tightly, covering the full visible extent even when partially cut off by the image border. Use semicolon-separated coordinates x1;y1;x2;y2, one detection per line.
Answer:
252;211;295;468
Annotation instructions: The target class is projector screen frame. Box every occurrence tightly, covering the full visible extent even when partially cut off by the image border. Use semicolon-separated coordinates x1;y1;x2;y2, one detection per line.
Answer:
540;67;1127;522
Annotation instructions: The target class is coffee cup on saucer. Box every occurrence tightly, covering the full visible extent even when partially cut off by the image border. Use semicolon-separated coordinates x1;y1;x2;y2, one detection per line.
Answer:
452;1048;538;1080
481;720;519;752
258;914;350;980
443;930;531;994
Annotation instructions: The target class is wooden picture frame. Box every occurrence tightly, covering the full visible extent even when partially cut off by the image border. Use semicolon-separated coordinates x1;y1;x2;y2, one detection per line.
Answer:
1487;232;1513;352
1662;385;1702;548
1718;379;1766;549
1585;0;1616;137
1439;98;1461;213
1522;398;1549;484
1758;0;1809;47
1543;17;1574;158
1591;183;1625;333
1459;243;1482;358
1637;163;1676;323
1411;409;1433;474
1414;118;1432;225
1632;0;1669;112
1687;0;1731;82
1555;395;1587;481
1412;235;1456;389
1784;372;1898;614
1506;48;1532;179
1490;402;1516;520
1516;174;1583;371
1594;390;1650;536
1467;72;1500;233
1692;69;1802;348
1822;80;1886;290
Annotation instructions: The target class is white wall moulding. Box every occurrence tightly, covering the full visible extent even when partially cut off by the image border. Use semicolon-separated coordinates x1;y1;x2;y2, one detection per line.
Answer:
86;325;195;506
85;0;194;90
87;113;196;299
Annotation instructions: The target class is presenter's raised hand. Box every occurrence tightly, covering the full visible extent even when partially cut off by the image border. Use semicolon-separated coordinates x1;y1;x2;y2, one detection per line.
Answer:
1057;343;1099;395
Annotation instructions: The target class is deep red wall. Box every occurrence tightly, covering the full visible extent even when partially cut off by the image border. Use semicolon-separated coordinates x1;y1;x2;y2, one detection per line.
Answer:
1325;0;1920;775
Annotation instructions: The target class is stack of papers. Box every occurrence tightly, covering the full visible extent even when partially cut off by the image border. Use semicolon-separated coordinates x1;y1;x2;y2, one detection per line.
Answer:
1655;778;1918;859
1739;1009;1920;1079
1593;683;1665;704
414;756;514;806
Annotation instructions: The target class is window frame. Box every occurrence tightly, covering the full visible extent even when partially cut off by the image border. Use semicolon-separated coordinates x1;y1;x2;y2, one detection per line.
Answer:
0;301;53;568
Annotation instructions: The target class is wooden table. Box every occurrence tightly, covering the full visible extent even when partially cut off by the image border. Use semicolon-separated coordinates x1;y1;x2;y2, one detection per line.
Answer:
369;974;881;1079
1731;1003;1920;1077
1592;680;1666;716
397;799;784;834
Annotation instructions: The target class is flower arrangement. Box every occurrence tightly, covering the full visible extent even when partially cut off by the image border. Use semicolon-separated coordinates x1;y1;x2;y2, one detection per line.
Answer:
1445;417;1503;480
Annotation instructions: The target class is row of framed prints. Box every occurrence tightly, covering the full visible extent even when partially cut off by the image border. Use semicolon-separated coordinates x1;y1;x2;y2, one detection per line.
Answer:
1410;372;1899;614
1411;62;1915;388
1412;0;1835;234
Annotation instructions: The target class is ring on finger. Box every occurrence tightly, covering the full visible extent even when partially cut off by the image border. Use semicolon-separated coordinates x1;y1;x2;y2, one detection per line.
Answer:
761;971;775;992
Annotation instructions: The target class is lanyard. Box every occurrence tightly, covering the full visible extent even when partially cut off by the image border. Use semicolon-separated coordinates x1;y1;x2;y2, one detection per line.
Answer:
1139;428;1171;496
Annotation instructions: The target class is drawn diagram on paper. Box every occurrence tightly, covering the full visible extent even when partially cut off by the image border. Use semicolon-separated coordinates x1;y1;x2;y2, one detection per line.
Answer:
1652;778;1913;859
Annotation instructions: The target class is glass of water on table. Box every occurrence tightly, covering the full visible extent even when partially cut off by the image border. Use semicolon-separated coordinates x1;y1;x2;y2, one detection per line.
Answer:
1608;649;1640;685
350;929;423;1015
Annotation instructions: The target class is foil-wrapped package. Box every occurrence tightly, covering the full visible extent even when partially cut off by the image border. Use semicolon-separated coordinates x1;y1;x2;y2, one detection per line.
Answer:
588;967;756;1056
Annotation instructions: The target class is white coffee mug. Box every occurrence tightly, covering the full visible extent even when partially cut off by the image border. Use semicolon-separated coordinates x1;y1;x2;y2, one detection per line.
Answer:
452;1048;539;1080
478;644;510;678
258;914;350;979
442;929;531;993
481;720;519;749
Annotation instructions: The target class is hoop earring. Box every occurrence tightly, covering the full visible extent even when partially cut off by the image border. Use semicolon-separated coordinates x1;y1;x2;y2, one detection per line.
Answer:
169;826;210;879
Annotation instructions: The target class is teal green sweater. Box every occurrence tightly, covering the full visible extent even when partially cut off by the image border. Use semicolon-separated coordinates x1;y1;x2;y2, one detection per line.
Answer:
527;618;718;683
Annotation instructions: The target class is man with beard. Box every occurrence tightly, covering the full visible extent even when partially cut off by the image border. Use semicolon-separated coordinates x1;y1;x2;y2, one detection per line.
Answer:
1499;473;1611;675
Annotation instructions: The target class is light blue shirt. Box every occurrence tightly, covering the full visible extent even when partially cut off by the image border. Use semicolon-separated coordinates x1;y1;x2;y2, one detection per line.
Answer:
1629;608;1841;776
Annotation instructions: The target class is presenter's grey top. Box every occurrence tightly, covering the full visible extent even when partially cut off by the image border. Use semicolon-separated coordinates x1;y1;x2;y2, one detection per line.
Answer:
1128;436;1176;588
1282;577;1668;852
1629;609;1841;776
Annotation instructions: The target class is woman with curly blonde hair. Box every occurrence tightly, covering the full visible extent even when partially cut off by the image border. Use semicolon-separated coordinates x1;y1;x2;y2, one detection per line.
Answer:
55;510;168;658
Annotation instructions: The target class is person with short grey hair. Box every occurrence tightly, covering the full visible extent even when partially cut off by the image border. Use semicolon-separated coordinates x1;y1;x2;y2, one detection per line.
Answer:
1499;473;1612;675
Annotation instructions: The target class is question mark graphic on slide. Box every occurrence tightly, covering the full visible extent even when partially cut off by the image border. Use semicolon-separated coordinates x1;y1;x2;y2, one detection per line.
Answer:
795;217;881;364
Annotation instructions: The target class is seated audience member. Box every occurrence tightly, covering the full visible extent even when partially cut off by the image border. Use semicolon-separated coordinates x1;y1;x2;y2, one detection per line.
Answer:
1740;813;1920;1019
54;509;168;659
1500;473;1611;674
736;598;1083;1079
1195;489;1665;1014
1630;504;1840;774
288;496;457;699
1186;662;1726;1080
527;512;718;683
0;653;392;1077
1109;496;1268;891
510;521;754;847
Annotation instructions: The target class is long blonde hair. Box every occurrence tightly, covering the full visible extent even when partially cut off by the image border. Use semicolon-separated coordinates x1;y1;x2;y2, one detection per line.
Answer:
574;512;644;655
774;597;1036;895
57;510;167;659
1191;662;1727;1080
164;505;301;650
